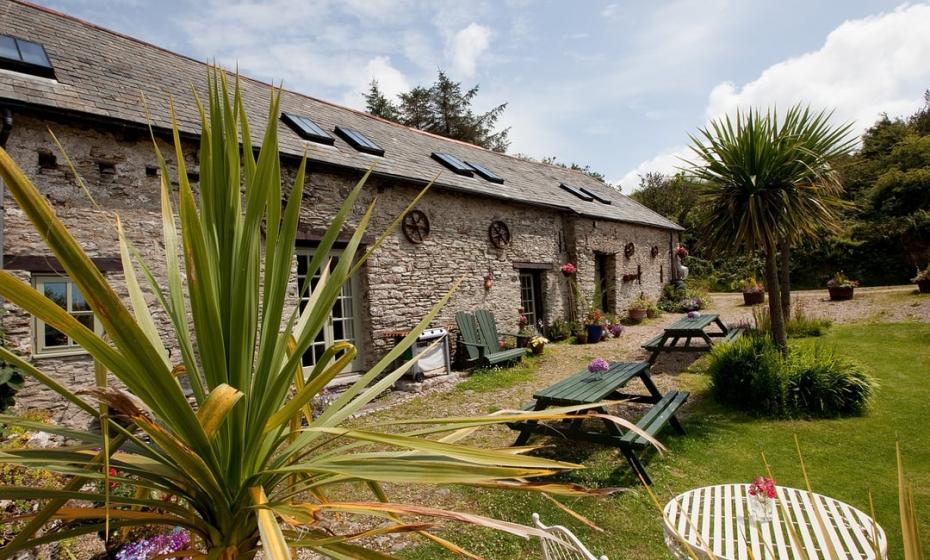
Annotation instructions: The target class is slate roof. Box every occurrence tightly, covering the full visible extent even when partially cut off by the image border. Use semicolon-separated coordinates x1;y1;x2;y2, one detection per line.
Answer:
0;0;682;231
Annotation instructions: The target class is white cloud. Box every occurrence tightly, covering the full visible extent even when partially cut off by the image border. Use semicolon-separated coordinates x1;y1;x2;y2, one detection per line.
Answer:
618;146;689;191
340;56;410;108
621;3;930;188
705;3;930;134
447;23;491;78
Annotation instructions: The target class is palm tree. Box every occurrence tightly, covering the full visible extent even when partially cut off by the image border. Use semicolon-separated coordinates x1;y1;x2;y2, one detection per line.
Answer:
687;106;854;350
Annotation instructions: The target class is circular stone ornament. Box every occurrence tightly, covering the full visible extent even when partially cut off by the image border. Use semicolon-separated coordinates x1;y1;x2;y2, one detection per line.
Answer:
624;242;636;259
402;209;431;244
488;220;512;249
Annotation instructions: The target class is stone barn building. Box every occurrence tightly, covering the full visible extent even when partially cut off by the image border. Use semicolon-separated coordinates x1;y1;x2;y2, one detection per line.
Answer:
0;1;682;424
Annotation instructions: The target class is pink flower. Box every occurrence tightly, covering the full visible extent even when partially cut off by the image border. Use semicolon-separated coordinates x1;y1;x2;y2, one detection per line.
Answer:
748;476;777;499
675;245;689;258
587;358;610;373
561;262;577;275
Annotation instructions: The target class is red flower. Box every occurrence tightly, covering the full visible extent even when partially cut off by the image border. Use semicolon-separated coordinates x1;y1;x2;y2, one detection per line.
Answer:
560;262;576;275
675;245;689;258
748;476;776;499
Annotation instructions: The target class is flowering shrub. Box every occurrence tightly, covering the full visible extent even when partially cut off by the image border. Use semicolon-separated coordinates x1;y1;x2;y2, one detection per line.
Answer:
608;323;624;338
675;245;689;258
584;308;605;326
748;476;777;499
560;262;576;275
115;528;190;560
736;277;765;294
587;358;610;373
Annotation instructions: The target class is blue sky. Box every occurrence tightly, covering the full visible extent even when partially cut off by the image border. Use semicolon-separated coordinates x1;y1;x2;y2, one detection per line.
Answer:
37;0;930;190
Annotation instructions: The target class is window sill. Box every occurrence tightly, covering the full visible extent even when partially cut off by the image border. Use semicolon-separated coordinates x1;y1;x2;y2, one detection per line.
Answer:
32;349;91;360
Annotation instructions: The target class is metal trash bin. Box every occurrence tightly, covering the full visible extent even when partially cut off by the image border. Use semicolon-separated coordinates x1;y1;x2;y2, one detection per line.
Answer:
401;327;451;383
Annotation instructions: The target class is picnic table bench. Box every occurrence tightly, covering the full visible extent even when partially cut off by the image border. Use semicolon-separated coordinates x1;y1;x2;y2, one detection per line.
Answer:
643;313;744;365
508;361;688;484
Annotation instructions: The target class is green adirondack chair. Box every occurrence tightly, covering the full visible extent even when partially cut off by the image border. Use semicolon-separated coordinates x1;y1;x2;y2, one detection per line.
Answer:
474;309;527;366
455;311;525;367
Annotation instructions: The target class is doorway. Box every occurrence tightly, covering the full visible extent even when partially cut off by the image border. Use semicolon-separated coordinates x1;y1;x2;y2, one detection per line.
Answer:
593;252;617;313
518;270;545;332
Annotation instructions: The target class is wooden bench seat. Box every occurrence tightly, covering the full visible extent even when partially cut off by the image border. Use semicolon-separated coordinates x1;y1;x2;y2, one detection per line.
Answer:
621;390;689;447
485;347;528;366
641;333;666;351
720;327;745;343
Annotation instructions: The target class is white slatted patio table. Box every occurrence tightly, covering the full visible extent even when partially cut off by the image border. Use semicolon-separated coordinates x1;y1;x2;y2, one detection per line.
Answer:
663;484;887;560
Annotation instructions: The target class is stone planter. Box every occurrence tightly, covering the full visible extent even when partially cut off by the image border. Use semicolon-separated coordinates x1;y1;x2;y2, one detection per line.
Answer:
917;279;930;294
743;291;765;306
628;308;647;322
828;286;854;301
585;324;604;343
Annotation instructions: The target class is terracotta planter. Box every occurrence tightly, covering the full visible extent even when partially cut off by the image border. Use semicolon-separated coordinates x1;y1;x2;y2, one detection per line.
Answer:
575;332;588;344
828;286;854;301
918;279;930;294
646;308;658;319
628;308;647;322
585;324;604;343
743;291;765;305
530;343;545;355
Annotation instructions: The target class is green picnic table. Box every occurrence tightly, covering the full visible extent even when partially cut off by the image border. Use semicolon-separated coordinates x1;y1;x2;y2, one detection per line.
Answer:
642;313;743;365
509;361;688;484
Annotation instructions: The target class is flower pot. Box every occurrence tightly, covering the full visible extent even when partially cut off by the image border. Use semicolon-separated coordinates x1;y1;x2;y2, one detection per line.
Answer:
743;291;765;306
918;279;930;294
530;343;545;355
585;324;604;343
828;286;854;301
628;308;647;322
646;308;658;319
575;332;588;344
516;335;529;348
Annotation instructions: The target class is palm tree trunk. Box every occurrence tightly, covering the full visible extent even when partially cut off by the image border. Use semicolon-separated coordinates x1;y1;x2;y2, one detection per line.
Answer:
778;238;791;320
764;240;788;353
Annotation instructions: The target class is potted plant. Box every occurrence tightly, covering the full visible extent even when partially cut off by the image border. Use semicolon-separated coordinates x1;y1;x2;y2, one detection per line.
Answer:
527;335;549;355
587;357;611;376
912;263;930;294
583;308;605;343
628;295;649;322
826;272;858;301
646;299;661;319
516;312;531;347
573;324;588;344
560;262;576;277
737;277;765;306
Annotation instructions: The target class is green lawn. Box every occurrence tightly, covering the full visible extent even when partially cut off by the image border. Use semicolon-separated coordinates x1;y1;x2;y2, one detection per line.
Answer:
401;322;930;559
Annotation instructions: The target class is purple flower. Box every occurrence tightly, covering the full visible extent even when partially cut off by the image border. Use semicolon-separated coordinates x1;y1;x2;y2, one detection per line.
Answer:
609;324;624;337
587;358;611;373
687;310;700;319
116;528;190;560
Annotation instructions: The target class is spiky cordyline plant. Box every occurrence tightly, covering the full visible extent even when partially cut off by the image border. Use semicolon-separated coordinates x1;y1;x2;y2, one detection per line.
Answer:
0;74;640;559
686;105;855;350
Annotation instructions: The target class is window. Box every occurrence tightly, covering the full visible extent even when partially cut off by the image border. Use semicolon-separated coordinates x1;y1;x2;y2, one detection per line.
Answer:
431;152;474;176
295;249;362;375
281;113;335;145
32;276;98;355
579;186;612;205
0;35;55;79
466;161;504;184
519;271;544;332
334;126;385;156
559;182;594;201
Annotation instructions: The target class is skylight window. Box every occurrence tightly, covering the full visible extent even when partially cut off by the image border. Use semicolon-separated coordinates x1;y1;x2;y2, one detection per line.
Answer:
0;35;54;79
466;161;504;184
334;126;385;156
431;152;474;176
579;186;612;205
281;113;335;145
559;182;594;202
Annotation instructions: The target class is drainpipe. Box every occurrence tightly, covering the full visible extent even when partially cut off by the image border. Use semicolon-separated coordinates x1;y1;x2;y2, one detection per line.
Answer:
0;107;12;279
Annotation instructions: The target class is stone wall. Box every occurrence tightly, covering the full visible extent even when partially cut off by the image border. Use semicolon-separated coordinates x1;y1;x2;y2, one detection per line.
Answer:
2;110;677;426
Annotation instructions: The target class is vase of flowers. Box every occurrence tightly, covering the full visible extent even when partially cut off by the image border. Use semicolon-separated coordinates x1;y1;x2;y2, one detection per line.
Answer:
827;272;858;301
587;357;610;376
737;277;765;306
584;308;605;343
561;262;577;277
912;264;930;294
747;477;777;523
516;311;531;347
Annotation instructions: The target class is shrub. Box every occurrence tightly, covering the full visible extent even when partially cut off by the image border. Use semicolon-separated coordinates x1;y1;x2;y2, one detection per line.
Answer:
752;303;832;338
706;335;787;417
658;281;710;313
0;362;24;413
546;318;572;341
787;347;876;417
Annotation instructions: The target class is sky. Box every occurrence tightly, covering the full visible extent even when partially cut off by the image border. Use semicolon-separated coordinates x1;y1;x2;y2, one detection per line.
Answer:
36;0;930;191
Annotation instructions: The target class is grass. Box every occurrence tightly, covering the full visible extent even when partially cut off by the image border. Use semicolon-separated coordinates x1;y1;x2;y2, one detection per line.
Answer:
455;355;541;393
400;322;930;559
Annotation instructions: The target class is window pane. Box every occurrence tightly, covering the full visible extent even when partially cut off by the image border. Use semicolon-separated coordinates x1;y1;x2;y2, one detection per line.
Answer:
0;36;19;60
16;40;50;67
43;281;67;309
44;324;68;348
74;313;94;332
71;286;91;311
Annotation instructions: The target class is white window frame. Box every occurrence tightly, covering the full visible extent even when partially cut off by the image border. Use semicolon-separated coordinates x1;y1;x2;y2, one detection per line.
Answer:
31;274;100;357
